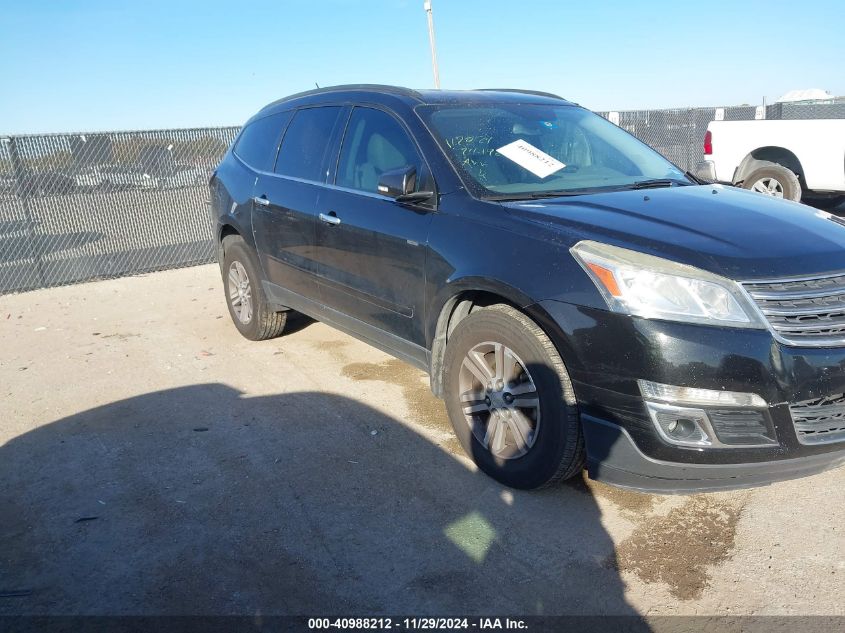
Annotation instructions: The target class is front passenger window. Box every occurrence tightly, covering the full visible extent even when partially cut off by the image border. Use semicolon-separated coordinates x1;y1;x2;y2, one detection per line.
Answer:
336;108;423;194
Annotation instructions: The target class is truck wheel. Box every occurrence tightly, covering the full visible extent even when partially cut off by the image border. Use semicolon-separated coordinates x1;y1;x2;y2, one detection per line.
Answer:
742;161;801;202
221;235;287;341
443;304;584;489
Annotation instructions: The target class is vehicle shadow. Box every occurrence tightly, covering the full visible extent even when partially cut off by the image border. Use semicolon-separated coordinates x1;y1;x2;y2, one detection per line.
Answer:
0;229;103;264
281;310;316;335
0;383;646;621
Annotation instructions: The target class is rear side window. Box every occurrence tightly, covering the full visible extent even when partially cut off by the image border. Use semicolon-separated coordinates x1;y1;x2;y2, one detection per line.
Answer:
275;106;343;181
234;111;291;171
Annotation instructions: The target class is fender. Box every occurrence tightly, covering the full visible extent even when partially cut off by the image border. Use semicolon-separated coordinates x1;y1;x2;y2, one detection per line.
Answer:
427;275;535;342
215;212;255;269
427;275;582;398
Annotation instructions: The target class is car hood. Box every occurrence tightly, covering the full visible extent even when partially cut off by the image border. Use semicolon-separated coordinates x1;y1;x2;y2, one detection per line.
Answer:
502;184;845;280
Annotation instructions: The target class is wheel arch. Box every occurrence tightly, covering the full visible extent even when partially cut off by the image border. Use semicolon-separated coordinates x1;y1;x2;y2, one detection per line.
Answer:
427;279;578;398
734;146;804;185
216;223;242;270
219;223;240;241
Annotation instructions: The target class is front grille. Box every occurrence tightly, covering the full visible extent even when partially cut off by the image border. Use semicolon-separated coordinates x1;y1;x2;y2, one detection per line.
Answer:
742;273;845;346
789;394;845;445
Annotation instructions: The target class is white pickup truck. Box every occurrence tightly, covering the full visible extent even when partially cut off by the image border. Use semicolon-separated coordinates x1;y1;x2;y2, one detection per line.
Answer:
695;119;845;208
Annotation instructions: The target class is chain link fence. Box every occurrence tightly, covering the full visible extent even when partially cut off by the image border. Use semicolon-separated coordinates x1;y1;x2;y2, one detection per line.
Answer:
598;102;845;173
1;127;239;293
2;102;844;294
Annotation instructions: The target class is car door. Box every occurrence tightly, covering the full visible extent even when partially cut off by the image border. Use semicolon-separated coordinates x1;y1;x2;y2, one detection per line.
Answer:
251;105;345;303
314;105;436;351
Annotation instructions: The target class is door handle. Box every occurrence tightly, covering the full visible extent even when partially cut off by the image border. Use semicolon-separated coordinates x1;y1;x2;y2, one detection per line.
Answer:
253;196;270;207
319;212;341;226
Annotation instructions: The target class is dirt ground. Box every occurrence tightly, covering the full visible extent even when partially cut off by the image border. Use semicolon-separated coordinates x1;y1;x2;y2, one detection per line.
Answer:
1;264;843;616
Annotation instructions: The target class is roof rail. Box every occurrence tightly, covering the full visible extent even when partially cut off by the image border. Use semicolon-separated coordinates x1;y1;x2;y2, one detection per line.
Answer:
477;88;565;100
272;84;424;104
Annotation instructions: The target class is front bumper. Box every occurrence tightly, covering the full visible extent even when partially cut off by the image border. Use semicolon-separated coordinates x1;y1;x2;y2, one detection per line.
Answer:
582;415;845;493
537;300;845;492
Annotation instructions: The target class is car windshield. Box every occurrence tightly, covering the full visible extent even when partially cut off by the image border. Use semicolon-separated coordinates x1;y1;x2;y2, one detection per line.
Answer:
417;103;689;199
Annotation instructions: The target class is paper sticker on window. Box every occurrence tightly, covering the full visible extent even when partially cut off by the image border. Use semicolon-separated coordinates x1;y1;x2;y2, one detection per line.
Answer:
496;139;565;179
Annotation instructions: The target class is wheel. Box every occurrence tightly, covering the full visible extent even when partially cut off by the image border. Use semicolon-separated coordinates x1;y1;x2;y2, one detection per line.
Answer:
742;161;801;202
804;194;845;211
443;304;584;489
221;235;287;341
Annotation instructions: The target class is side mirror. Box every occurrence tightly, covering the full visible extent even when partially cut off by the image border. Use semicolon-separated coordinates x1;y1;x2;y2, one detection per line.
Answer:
377;165;435;204
378;165;417;197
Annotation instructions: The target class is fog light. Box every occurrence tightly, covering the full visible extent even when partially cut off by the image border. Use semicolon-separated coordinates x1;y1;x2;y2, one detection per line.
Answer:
646;401;712;447
641;381;778;448
667;418;698;439
638;379;767;408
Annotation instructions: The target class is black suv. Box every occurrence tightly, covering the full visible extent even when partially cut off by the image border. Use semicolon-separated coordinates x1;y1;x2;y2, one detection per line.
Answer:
210;85;845;492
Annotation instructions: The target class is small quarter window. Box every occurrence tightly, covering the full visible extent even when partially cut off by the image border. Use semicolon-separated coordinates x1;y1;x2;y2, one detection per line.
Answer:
233;111;291;171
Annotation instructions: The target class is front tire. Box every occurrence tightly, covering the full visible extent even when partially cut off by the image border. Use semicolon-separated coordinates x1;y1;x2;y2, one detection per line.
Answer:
443;304;584;489
221;235;287;341
742;161;801;202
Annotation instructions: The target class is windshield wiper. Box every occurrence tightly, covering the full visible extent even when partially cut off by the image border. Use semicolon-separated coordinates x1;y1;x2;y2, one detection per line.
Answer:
486;188;610;201
629;178;692;190
684;171;705;184
487;178;696;201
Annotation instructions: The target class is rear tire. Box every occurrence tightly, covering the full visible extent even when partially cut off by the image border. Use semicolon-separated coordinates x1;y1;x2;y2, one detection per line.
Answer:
221;235;287;341
742;161;801;202
443;304;584;489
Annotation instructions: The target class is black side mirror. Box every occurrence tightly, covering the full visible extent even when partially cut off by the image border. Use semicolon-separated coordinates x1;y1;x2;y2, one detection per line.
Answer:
377;165;435;204
378;165;417;197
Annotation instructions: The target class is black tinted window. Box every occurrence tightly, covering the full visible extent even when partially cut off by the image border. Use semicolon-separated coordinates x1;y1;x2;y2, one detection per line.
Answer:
275;106;342;181
336;107;422;193
234;111;291;171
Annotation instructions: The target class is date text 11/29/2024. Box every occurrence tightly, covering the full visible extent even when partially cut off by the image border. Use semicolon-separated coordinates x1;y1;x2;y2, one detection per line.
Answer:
308;617;528;630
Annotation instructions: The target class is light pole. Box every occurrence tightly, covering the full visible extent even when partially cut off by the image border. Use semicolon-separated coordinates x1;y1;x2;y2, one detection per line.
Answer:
423;1;441;89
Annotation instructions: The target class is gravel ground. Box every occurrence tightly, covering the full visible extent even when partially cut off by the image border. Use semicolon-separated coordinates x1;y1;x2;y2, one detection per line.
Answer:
1;264;843;616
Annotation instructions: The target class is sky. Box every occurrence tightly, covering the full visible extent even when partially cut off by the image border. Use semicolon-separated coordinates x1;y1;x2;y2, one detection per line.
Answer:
1;0;843;134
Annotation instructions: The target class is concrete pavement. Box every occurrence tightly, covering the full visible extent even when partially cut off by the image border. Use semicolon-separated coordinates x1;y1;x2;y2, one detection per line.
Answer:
1;265;843;615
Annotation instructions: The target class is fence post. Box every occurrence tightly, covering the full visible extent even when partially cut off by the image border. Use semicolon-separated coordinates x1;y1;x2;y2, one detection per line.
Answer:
686;108;695;173
8;136;46;288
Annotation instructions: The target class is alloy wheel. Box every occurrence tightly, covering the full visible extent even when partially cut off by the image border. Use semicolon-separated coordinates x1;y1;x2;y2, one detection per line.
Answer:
227;261;253;324
751;177;784;198
458;341;540;459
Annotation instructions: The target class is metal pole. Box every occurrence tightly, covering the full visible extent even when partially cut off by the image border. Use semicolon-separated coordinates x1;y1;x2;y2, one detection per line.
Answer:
423;1;441;88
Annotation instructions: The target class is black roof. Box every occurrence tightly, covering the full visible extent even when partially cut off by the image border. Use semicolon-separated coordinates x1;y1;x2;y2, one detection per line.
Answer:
257;84;573;117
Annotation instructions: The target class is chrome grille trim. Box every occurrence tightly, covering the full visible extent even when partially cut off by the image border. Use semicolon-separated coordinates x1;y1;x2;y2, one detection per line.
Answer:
752;288;845;300
741;271;845;346
789;394;845;445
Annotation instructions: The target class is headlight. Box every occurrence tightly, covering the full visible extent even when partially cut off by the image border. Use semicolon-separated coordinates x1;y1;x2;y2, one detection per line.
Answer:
570;240;765;328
